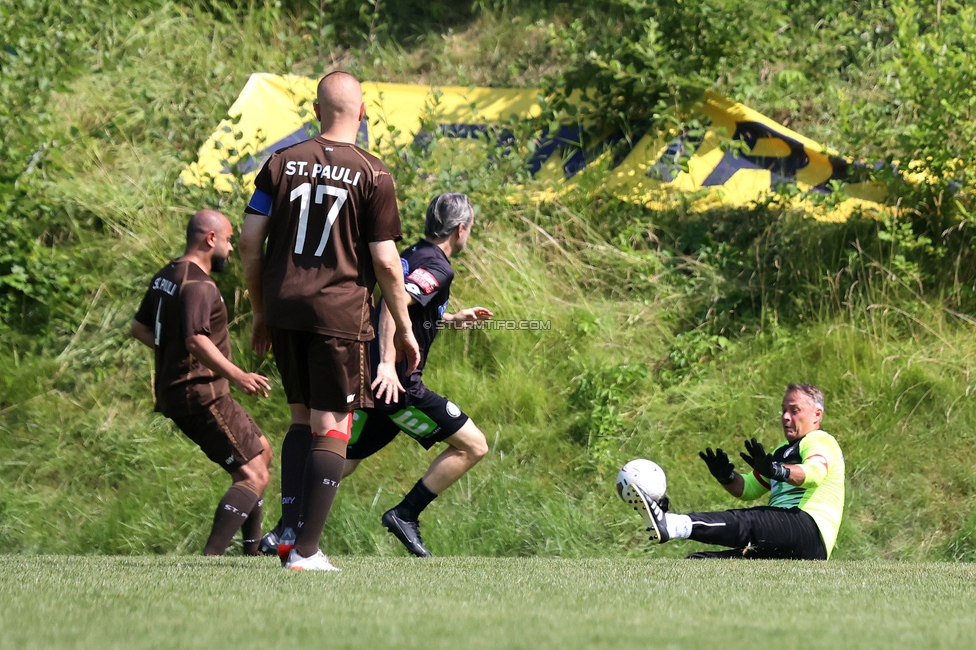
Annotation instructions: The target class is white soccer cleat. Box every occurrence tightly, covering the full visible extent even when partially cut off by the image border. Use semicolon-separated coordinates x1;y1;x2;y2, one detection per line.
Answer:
285;548;340;572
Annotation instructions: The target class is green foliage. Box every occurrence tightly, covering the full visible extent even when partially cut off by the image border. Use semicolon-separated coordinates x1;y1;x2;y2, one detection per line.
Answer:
659;330;732;387
542;0;780;140
0;0;97;338
539;1;976;313
831;1;976;298
567;362;649;465
369;89;539;217
884;1;976;171
277;0;480;49
3;0;976;564
0;0;100;182
0;213;85;335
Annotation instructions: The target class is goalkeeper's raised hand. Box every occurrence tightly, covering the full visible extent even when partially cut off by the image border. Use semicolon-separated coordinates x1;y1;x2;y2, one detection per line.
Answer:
740;438;791;482
699;447;736;485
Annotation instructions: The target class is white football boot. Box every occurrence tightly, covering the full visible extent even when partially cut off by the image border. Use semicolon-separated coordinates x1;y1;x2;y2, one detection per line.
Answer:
285;548;340;572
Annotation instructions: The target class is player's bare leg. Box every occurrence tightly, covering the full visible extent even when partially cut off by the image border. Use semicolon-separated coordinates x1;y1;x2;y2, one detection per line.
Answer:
286;409;349;570
383;419;488;557
203;439;271;556
421;420;489;493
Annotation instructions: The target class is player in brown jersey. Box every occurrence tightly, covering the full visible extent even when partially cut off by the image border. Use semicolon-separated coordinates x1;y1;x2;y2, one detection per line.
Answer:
240;71;419;571
131;209;273;556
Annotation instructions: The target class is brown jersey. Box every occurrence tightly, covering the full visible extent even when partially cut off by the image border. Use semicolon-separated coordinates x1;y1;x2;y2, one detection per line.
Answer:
134;260;231;413
250;136;402;340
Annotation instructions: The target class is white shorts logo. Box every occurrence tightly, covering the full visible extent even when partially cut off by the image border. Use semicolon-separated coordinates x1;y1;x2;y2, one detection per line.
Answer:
347;394;355;403
446;401;461;418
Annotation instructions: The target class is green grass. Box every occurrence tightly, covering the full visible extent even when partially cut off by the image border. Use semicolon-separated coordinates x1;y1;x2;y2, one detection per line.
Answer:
2;556;975;649
4;0;976;564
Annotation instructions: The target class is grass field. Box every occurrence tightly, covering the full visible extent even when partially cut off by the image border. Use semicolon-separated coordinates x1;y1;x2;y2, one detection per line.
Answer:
2;556;975;649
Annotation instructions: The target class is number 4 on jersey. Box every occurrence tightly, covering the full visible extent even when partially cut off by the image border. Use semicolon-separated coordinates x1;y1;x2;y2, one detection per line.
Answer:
290;182;349;256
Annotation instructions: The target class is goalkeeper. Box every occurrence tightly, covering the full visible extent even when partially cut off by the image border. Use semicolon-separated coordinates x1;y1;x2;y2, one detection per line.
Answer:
633;383;845;559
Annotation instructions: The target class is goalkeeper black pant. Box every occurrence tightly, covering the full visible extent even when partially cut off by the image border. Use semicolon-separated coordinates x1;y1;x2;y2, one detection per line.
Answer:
684;506;827;560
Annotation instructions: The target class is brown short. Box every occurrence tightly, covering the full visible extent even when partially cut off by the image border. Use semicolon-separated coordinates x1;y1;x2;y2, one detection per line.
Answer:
269;327;373;412
164;393;265;473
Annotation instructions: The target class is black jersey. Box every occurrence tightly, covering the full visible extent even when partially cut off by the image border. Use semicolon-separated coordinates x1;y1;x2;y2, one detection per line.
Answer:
401;240;454;371
371;239;453;395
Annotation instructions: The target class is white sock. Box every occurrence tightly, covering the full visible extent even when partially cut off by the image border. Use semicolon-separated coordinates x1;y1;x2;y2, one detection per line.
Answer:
665;514;693;539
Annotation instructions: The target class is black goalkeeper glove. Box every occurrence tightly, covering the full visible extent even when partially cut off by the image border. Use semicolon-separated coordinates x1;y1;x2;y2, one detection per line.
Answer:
699;447;737;485
740;438;791;482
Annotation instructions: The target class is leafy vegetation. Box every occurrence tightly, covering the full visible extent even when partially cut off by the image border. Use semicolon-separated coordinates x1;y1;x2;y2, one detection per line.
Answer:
2;0;976;561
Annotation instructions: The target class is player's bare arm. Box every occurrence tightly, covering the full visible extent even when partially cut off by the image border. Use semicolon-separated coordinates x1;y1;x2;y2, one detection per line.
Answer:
239;212;272;355
185;334;271;397
781;464;807;486
370;239;421;373
130;320;156;349
442;306;493;326
371;298;406;405
722;472;746;498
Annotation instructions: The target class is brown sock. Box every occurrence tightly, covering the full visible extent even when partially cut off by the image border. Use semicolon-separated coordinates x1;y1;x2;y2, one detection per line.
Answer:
241;497;264;556
293;434;346;558
203;484;260;556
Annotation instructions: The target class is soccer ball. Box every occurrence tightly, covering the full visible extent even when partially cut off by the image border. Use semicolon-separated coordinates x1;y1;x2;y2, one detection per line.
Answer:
616;459;667;503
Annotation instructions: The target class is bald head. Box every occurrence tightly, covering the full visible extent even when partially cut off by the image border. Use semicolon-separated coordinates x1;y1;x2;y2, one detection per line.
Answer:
184;209;234;273
186;209;228;247
314;71;365;141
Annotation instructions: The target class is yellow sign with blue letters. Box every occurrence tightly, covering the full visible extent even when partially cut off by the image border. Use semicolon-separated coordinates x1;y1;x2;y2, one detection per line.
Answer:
180;73;883;219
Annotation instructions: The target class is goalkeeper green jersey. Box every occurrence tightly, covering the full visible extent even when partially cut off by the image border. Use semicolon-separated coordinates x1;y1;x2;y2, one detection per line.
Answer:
739;430;846;558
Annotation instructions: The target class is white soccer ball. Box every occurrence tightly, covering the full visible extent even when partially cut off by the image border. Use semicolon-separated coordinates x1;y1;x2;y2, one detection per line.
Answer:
616;458;667;503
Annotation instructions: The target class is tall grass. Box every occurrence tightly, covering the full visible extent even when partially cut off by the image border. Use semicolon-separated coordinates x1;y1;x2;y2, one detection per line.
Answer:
3;1;976;561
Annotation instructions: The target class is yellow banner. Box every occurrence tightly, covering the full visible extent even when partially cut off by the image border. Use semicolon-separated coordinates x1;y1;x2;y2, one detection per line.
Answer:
181;73;883;219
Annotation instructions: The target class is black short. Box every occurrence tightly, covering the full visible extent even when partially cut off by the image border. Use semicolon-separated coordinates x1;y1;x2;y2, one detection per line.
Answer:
270;327;372;412
684;506;827;560
164;393;265;473
346;383;469;460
